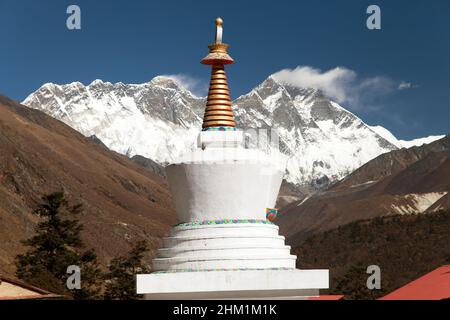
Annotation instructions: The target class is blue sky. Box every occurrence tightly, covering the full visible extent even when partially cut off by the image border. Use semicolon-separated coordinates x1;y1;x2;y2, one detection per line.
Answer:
0;0;449;140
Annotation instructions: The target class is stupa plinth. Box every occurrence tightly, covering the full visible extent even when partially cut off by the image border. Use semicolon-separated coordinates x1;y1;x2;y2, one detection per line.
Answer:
136;18;329;299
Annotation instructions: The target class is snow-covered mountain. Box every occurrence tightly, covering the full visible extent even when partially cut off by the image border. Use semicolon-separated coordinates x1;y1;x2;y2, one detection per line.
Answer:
22;75;442;188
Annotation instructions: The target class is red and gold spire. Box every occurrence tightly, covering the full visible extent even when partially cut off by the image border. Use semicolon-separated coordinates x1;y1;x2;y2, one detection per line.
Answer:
201;17;236;130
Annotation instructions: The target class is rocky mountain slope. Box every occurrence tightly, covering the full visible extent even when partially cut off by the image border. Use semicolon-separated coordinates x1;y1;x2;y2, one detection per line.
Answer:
0;94;176;277
277;135;450;245
23;76;439;192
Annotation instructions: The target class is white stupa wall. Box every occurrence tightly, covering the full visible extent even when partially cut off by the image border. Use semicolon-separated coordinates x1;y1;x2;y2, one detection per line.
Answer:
166;131;285;222
166;160;284;222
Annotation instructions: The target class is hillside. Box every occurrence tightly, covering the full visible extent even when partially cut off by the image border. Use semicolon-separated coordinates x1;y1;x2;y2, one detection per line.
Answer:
294;210;450;299
278;135;450;244
0;94;176;277
334;134;450;191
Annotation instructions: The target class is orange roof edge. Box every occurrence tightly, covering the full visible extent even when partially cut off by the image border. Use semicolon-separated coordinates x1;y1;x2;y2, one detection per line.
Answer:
309;295;345;300
380;265;450;300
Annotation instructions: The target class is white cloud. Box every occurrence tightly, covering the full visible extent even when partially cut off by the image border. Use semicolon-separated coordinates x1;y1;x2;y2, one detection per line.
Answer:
161;73;208;97
398;81;416;90
272;66;357;103
272;66;406;111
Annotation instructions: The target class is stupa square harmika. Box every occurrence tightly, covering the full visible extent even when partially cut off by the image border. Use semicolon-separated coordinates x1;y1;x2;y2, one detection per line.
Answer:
136;18;329;299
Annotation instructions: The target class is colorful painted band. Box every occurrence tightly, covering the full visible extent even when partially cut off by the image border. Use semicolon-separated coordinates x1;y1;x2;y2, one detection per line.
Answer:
202;126;237;131
175;219;274;227
154;267;293;274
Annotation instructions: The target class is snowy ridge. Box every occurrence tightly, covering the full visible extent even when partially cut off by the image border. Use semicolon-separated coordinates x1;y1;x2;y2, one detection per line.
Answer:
23;77;204;163
369;125;444;149
22;75;442;188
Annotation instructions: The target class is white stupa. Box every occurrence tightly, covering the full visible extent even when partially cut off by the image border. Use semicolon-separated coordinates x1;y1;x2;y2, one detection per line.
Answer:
136;18;329;299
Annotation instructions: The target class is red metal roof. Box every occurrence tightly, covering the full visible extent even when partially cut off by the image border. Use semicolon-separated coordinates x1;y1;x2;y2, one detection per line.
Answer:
380;265;450;300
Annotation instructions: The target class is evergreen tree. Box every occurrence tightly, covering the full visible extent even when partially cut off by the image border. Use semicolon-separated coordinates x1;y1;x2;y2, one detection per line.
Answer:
104;240;151;300
333;264;387;300
15;192;103;299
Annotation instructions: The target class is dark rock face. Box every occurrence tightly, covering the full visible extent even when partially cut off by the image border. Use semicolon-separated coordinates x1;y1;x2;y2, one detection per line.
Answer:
131;155;166;178
89;135;108;149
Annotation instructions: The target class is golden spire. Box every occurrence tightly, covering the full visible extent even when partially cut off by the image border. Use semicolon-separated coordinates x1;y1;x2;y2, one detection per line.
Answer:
201;17;236;130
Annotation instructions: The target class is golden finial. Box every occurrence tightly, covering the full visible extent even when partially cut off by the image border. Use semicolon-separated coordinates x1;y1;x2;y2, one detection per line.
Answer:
215;17;223;44
201;17;234;65
201;18;236;129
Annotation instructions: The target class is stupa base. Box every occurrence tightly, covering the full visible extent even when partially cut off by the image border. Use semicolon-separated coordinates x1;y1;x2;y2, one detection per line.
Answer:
137;269;328;300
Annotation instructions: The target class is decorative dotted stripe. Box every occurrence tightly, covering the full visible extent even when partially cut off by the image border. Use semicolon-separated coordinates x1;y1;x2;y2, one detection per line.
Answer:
175;219;274;227
154;267;293;274
202;126;237;132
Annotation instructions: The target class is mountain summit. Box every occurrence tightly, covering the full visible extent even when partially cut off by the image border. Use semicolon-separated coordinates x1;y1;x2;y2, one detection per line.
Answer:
22;76;442;189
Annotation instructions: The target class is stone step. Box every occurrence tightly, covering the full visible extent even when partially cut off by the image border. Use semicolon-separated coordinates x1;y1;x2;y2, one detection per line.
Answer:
137;269;330;299
157;245;291;258
163;234;286;249
170;223;279;238
152;254;297;271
